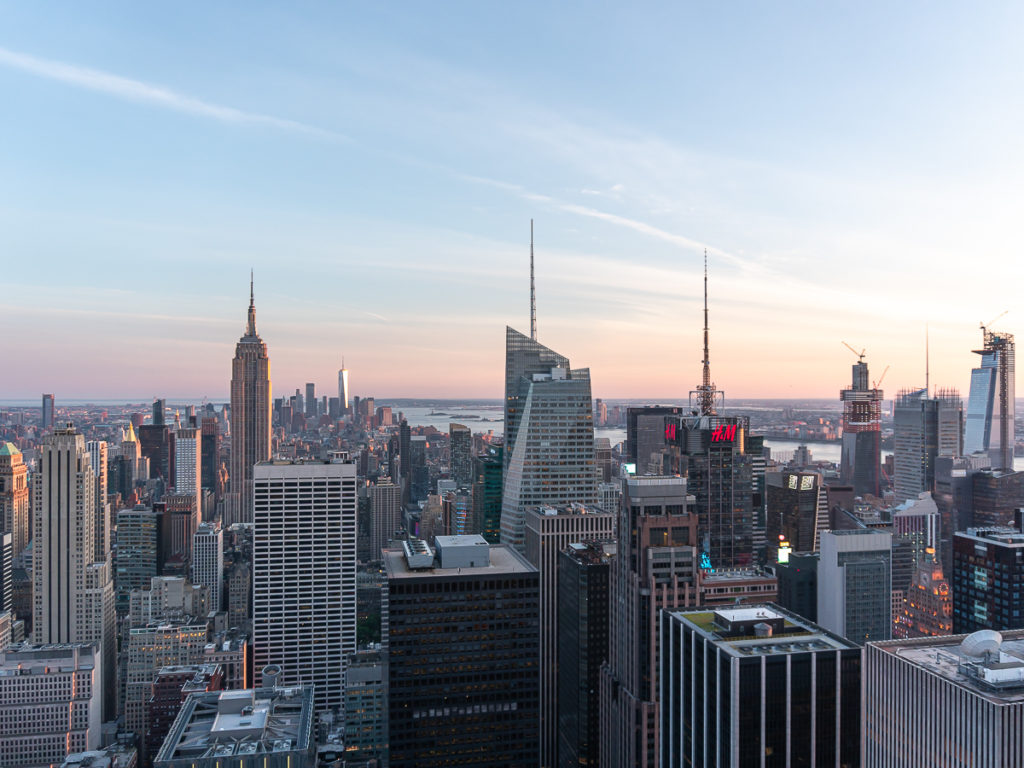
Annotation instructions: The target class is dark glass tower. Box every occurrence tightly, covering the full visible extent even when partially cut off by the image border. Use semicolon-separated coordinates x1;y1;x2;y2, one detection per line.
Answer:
839;360;883;498
472;443;503;543
384;537;539;768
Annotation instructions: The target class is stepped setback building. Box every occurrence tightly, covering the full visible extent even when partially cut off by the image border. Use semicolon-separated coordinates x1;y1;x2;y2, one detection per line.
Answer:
230;277;271;522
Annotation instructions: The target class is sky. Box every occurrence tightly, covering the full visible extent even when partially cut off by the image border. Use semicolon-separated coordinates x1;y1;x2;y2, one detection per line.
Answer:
1;2;1022;400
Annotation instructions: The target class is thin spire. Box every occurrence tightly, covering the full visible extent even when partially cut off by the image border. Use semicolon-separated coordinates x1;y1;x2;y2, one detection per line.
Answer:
530;219;537;341
925;323;930;397
692;249;719;416
246;270;258;336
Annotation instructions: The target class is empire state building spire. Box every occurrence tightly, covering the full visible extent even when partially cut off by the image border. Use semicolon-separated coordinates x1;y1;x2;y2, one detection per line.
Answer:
246;269;258;337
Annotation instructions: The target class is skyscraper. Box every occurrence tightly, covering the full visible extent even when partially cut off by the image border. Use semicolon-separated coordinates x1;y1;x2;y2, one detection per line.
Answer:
383;536;540;768
472;443;503;543
449;422;473;488
192;522;224;612
305;382;316;418
41;393;54;430
32;426;115;717
230;277;272;521
85;440;109;564
765;470;828;561
839;356;883;498
557;540;614;768
370;477;402;560
174;427;202;521
0;443;29;557
408;435;428;501
525;504;615;767
200;416;220;498
501;329;596;553
818;528;892;644
252;458;357;713
952;515;1024;633
601;475;698;768
893;387;962;503
965;327;1016;470
338;358;349;413
661;605;862;768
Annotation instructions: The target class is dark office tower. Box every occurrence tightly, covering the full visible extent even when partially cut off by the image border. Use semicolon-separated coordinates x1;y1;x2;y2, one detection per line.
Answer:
200;417;219;497
408;436;428;501
600;475;698;768
472;443;504;544
660;605;862;768
952;515;1024;633
115;506;164;615
450;423;473;488
305;382;316;418
839;357;883;498
398;420;411;478
41;393;54;430
138;404;173;483
965;327;1015;470
557;540;614;768
934;453;990;566
775;551;819;622
152;398;166;426
0;532;11;615
625;405;683;471
971;469;1024;527
765;471;827;562
893;387;963;503
383;536;540;768
230;276;272;521
526;505;615;768
664;413;754;569
501;352;596;554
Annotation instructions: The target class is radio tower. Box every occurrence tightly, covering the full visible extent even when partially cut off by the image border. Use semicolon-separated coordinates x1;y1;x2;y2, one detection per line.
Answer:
691;250;721;416
530;219;537;341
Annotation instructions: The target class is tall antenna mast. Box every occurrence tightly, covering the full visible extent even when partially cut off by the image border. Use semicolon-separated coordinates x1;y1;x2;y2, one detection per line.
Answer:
690;249;721;416
530;219;537;341
925;323;930;397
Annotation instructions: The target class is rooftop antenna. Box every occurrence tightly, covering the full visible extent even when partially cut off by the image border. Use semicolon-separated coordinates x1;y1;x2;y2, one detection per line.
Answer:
690;249;721;416
530;220;537;341
925;323;930;397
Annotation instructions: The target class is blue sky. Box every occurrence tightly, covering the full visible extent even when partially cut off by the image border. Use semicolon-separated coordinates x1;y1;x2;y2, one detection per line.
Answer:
1;3;1021;399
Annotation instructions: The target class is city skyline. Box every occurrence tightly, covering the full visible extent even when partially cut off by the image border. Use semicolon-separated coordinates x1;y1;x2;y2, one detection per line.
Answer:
2;4;1022;398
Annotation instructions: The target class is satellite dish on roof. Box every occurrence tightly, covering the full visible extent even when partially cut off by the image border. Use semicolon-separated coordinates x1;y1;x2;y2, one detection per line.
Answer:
960;629;1003;658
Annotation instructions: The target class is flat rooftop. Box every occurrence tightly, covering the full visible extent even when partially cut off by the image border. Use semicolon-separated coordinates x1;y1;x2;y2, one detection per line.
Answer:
383;543;536;579
873;630;1024;704
672;603;858;657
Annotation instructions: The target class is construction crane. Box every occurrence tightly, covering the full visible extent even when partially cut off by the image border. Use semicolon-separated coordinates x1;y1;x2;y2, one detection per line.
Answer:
841;341;866;362
981;310;1008;333
873;365;889;390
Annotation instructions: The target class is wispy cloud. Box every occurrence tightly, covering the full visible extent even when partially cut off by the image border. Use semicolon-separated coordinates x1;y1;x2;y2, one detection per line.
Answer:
0;46;348;142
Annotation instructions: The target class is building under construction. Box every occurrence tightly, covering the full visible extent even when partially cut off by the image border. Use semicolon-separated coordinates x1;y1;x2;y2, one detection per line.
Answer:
965;327;1016;470
840;358;883;498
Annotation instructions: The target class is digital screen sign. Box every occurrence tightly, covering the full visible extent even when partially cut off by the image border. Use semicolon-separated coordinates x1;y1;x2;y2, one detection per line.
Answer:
665;423;677;441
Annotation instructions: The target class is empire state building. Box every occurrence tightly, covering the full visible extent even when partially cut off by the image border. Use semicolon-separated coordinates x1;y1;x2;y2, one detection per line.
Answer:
230;277;271;521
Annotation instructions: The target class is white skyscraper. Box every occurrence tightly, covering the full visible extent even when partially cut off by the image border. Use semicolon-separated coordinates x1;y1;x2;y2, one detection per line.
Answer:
33;426;115;718
85;439;109;562
253;458;357;713
338;359;350;413
174;427;202;522
501;328;597;553
192;522;224;612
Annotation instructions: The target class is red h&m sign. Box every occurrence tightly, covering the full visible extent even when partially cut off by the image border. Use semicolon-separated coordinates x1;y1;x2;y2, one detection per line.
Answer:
665;423;677;441
711;424;737;443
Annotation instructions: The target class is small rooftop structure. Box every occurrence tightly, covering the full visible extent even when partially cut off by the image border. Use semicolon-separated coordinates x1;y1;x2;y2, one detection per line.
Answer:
435;534;490;569
153;683;314;767
383;540;534;580
872;629;1024;703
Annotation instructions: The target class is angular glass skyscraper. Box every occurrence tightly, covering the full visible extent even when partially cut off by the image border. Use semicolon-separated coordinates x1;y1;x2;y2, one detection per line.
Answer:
500;327;596;553
965;329;1015;470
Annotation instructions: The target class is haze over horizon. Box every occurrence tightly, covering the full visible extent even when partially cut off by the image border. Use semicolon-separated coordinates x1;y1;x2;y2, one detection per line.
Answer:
2;3;1021;399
